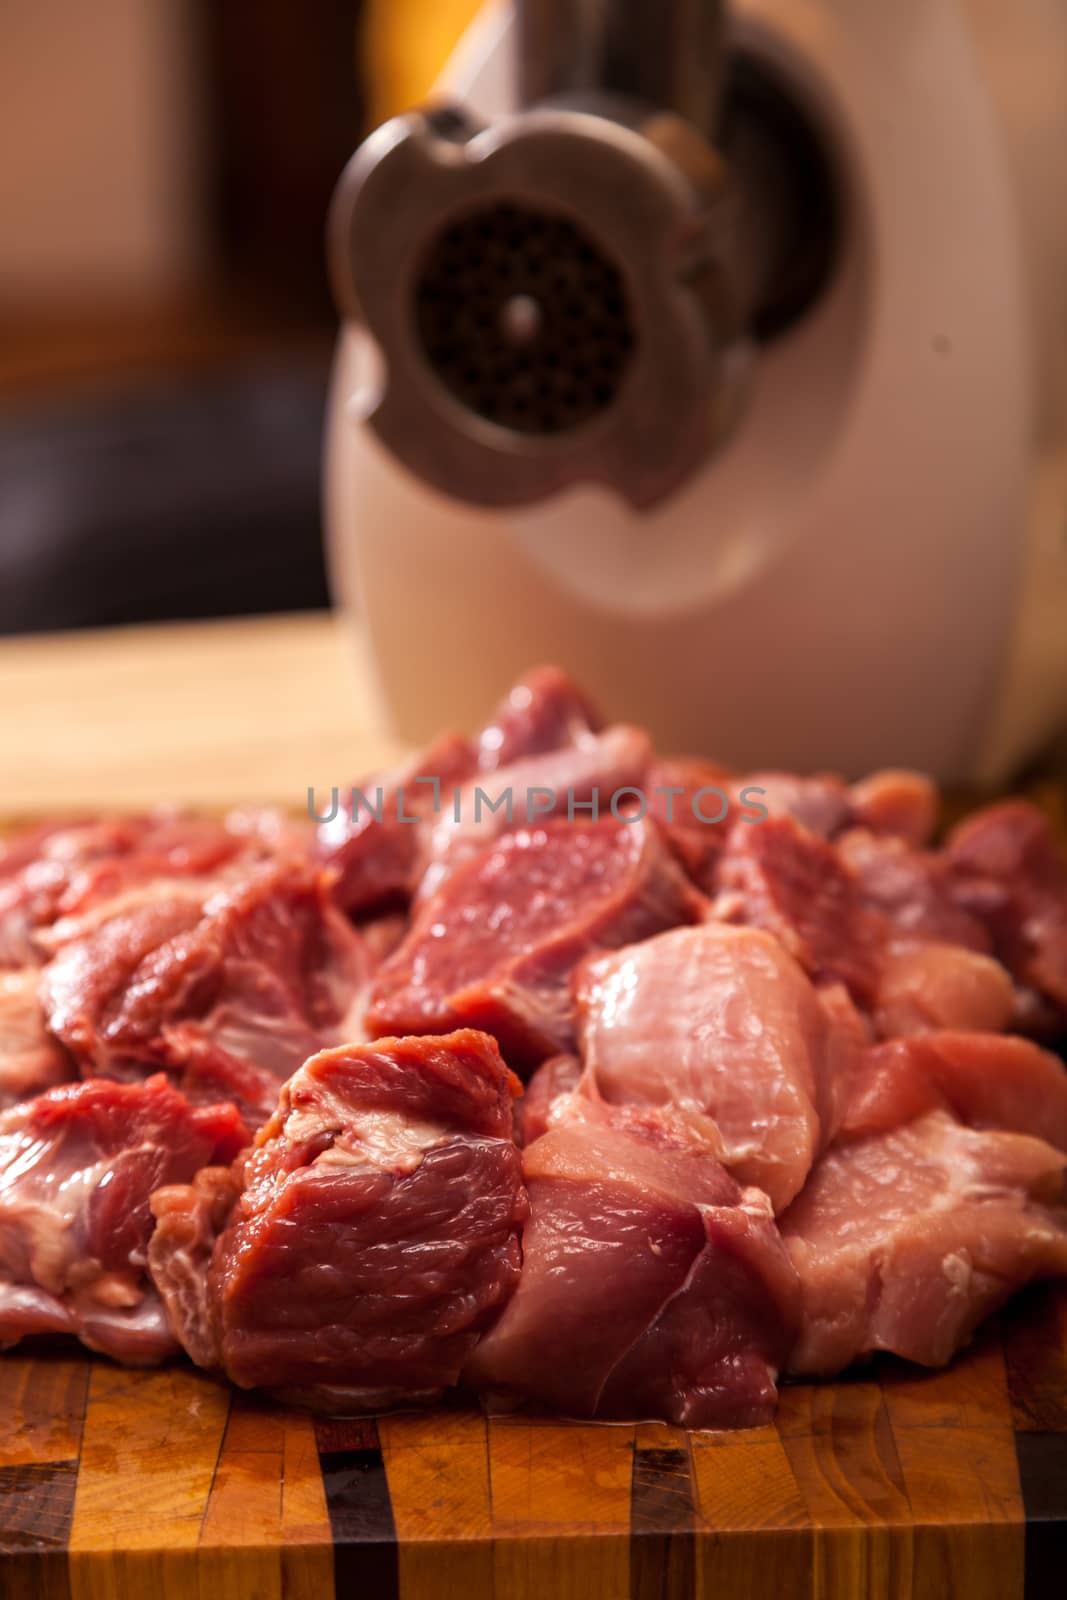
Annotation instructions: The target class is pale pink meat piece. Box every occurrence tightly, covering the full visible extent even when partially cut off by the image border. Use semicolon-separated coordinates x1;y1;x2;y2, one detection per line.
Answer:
367;817;705;1071
840;1031;1067;1152
874;941;1015;1038
740;772;851;838
464;1097;800;1427
781;1111;1067;1374
847;770;938;847
574;922;858;1211
150;1030;526;1411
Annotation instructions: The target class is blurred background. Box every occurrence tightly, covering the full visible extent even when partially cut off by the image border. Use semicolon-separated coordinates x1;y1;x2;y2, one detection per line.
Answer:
0;0;480;635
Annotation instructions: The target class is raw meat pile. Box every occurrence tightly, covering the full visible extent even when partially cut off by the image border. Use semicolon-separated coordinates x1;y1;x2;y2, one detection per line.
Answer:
2;666;1066;1428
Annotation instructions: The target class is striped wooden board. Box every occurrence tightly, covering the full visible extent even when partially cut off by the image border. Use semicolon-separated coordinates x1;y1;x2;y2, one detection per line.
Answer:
0;1284;1063;1600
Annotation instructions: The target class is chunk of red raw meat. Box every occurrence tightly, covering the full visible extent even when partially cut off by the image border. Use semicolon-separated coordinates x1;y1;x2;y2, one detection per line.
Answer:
149;1030;526;1410
418;724;653;901
713;815;883;1005
367;818;705;1070
476;665;603;770
515;1054;581;1146
0;810;291;968
41;859;372;1124
840;1031;1067;1151
836;828;990;950
464;1097;800;1427
317;731;475;915
0;970;74;1109
0;1074;246;1363
781;1111;1067;1374
644;756;736;883
574;923;858;1210
947;801;1067;1025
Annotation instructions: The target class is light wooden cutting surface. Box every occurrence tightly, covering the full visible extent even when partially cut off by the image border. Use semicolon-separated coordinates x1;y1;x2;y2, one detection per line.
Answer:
0;611;406;817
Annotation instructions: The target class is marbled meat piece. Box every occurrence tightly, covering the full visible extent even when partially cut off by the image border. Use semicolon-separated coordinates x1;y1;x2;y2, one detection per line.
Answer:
417;723;653;902
149;1030;526;1411
367;817;705;1071
40;859;372;1124
0;809;293;968
713;815;883;1005
0;1074;246;1363
317;731;475;916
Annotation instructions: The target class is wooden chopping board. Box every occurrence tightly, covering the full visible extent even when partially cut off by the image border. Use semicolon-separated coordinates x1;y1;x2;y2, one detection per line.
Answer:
1;1287;1065;1600
1;613;1065;1599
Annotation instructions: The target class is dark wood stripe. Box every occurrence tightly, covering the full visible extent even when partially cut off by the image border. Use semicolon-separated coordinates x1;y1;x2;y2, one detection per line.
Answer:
1002;1286;1067;1600
314;1418;399;1600
0;1459;78;1600
630;1443;696;1600
1002;1285;1067;1433
1015;1433;1067;1600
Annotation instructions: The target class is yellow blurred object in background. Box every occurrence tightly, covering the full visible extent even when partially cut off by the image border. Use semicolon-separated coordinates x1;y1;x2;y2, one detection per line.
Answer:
362;0;485;123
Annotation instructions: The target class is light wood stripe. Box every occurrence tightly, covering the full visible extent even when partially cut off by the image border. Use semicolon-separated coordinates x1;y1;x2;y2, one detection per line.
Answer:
774;1380;913;1600
67;1364;231;1600
488;1418;633;1600
881;1333;1025;1600
691;1423;812;1600
0;1352;89;1469
379;1410;493;1600
197;1397;332;1600
879;1327;1014;1433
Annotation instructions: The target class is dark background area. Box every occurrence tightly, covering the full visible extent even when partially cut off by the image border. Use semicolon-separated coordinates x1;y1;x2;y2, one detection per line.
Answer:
0;1;386;635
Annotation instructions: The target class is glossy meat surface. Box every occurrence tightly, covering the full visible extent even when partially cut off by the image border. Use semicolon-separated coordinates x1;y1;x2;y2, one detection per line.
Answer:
0;970;74;1108
575;922;857;1210
40;859;372;1124
151;1030;527;1409
368;818;704;1070
464;1097;799;1427
0;1074;246;1362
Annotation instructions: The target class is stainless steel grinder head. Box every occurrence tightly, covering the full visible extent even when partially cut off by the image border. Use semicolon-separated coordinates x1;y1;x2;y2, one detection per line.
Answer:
328;3;836;510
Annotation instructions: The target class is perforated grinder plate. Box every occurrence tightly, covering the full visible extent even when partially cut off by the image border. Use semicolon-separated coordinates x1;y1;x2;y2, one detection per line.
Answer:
415;202;636;434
